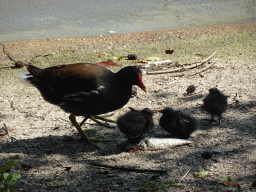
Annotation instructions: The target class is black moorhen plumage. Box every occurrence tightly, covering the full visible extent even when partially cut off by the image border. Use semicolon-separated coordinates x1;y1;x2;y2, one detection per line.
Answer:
19;63;147;149
186;85;196;95
159;108;198;139
202;87;228;124
117;107;154;144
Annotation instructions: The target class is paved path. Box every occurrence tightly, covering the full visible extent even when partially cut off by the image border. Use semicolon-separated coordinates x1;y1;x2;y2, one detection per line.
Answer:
0;0;255;41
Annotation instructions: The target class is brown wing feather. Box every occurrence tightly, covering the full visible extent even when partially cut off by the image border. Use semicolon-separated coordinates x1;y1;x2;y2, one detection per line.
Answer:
27;63;112;94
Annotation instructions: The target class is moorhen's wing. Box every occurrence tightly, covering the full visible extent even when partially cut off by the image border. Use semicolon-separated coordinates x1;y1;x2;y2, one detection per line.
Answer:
27;63;112;95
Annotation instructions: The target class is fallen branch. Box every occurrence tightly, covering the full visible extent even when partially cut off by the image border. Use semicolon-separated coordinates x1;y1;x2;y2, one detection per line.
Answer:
178;168;191;184
0;43;51;68
189;62;216;76
0;43;16;62
89;162;167;174
10;100;45;120
30;54;51;63
147;51;217;75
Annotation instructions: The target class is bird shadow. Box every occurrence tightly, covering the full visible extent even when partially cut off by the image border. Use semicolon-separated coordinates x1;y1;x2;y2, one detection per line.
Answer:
181;93;205;102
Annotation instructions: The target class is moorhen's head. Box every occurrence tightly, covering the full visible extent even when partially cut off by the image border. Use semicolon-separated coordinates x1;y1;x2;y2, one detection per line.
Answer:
208;87;220;94
141;108;154;116
117;66;147;92
158;107;175;115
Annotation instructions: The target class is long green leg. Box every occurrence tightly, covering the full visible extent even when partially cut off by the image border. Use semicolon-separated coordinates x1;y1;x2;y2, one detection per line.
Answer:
69;114;101;150
80;114;116;127
98;113;115;118
93;115;117;123
80;117;89;127
89;116;114;128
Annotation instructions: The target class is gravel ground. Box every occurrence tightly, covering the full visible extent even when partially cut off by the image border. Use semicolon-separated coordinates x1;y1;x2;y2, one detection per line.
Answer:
0;23;256;192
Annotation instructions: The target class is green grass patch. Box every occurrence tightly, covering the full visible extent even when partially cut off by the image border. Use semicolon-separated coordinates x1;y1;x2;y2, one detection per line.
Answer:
1;31;255;78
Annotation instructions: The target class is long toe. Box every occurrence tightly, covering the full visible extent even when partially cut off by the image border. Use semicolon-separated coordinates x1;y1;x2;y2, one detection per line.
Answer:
89;116;116;128
217;114;222;124
69;114;101;149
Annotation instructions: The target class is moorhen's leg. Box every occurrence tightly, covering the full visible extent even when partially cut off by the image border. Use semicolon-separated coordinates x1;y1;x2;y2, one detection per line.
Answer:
69;114;101;150
80;115;116;128
93;115;116;123
89;116;115;128
96;113;115;118
80;117;89;127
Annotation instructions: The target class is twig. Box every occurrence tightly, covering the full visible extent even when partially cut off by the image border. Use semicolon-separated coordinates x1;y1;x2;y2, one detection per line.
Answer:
0;43;16;62
178;168;191;184
10;100;45;120
89;162;167;173
147;51;217;75
30;54;51;63
189;62;216;76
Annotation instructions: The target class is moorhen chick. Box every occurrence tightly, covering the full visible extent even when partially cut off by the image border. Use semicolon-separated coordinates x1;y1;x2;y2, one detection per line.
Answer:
19;63;147;149
185;85;196;95
117;107;154;146
202;87;228;124
159;108;198;139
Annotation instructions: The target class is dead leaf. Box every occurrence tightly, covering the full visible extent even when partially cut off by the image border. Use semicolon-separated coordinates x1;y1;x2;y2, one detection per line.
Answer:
95;61;121;67
165;50;174;54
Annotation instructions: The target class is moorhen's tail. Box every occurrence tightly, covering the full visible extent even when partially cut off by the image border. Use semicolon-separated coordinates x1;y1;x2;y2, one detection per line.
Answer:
18;72;34;87
19;67;60;105
19;65;43;87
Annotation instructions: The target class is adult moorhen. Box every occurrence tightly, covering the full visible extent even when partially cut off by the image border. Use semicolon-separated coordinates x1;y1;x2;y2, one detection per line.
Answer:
159;107;198;139
117;107;154;144
19;63;147;149
202;87;228;124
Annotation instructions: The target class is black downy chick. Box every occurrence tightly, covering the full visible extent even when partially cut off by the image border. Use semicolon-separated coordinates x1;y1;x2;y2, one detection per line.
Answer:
117;108;154;144
202;87;228;124
186;85;196;95
159;108;198;139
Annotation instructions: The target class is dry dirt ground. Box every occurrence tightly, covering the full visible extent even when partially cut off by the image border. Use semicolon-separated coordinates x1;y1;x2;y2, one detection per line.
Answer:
0;24;256;192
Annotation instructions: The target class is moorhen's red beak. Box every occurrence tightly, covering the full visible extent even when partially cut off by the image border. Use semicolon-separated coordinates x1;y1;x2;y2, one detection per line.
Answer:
138;74;147;93
158;109;163;113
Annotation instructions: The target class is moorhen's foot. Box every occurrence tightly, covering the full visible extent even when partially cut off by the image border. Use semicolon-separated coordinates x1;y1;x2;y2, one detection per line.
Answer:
80;117;89;127
96;113;115;118
89;116;116;129
80;114;116;127
93;115;116;123
69;114;101;150
124;143;144;152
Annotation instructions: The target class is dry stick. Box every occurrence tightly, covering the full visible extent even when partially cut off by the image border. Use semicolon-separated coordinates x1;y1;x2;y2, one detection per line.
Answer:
0;43;50;66
0;43;16;62
29;54;51;63
89;162;167;174
178;168;191;185
147;51;217;75
189;62;216;76
10;100;45;120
